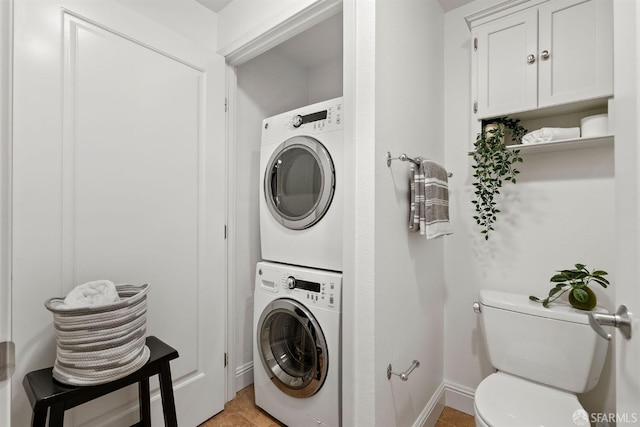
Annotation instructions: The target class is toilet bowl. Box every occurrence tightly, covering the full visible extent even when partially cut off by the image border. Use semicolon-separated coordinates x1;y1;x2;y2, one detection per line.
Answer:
474;372;584;427
474;290;608;427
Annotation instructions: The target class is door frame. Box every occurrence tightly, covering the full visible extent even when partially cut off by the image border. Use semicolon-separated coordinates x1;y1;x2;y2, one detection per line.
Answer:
222;0;342;402
0;0;12;424
613;0;640;420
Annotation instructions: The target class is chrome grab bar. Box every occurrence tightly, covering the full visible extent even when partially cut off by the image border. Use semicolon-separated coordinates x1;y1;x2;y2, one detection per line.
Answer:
588;305;632;341
387;360;420;381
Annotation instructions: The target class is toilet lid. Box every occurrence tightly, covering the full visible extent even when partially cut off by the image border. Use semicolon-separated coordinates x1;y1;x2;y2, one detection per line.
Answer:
475;372;586;427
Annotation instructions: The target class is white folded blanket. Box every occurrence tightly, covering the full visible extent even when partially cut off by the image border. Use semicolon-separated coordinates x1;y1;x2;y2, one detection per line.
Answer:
521;127;580;144
61;280;120;309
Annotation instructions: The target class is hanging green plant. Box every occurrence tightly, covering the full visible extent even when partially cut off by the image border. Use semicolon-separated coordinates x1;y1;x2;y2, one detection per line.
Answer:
469;117;526;240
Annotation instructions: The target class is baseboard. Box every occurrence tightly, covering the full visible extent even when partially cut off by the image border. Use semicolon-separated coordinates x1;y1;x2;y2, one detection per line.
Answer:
413;382;446;427
413;380;475;427
443;380;476;416
235;361;254;392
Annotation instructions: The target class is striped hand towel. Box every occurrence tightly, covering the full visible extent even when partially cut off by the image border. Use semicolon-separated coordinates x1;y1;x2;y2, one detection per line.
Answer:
409;160;453;239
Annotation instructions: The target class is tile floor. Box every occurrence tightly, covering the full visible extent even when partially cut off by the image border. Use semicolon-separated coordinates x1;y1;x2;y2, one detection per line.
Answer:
200;385;475;427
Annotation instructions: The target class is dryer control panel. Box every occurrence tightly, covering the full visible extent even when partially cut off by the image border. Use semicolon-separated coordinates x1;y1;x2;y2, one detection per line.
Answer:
288;103;341;133
261;97;343;142
256;262;342;311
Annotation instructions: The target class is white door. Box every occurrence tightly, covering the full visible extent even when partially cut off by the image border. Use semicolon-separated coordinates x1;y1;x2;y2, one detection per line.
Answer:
475;7;538;118
614;0;640;423
11;0;226;426
538;0;613;108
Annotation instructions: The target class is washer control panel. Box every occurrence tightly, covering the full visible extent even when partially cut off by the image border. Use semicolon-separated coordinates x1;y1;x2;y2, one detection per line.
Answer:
279;274;338;309
256;263;342;310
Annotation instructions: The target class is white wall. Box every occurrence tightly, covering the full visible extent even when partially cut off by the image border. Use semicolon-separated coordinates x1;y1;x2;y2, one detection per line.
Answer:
308;58;343;104
233;25;342;391
114;0;218;51
443;0;616;417
374;0;445;426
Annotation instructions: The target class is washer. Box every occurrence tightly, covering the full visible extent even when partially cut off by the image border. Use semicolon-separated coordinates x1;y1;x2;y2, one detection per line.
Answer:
253;261;342;427
260;97;343;271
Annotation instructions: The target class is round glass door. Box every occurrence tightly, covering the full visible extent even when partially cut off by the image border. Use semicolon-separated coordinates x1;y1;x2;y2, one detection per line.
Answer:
257;298;328;398
264;136;335;230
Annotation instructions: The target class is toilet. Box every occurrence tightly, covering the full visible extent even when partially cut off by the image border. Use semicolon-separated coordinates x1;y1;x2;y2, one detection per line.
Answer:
474;290;608;427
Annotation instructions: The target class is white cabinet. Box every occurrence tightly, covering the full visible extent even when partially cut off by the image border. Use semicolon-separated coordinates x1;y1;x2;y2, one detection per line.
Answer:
538;0;612;108
475;8;538;118
472;0;613;119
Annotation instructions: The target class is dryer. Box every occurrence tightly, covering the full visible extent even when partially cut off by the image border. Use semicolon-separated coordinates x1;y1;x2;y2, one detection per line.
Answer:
253;261;342;427
259;97;343;271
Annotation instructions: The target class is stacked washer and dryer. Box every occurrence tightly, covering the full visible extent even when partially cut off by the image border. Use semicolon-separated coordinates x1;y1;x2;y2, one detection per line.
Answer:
253;97;344;427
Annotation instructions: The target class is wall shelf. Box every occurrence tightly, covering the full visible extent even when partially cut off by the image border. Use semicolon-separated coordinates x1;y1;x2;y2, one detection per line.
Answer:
468;135;613;156
506;135;614;154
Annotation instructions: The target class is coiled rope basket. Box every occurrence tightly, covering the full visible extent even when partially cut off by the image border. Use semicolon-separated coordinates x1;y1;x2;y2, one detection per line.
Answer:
44;283;151;386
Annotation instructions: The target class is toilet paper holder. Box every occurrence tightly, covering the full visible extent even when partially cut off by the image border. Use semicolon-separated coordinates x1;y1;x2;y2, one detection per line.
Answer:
387;359;420;381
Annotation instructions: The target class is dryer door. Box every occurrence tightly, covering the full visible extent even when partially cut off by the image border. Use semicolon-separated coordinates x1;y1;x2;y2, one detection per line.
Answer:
257;298;328;398
264;136;335;230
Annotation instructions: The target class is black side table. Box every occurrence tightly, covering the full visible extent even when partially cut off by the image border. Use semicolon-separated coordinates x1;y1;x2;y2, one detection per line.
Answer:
22;336;179;427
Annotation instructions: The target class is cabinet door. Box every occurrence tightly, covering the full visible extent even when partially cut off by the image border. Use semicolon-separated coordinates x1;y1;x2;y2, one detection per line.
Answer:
538;0;613;107
476;8;538;118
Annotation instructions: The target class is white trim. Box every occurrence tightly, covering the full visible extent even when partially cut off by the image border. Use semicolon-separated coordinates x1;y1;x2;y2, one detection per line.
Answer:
225;63;238;403
443;380;476;416
0;0;12;424
464;0;548;30
340;1;356;425
412;382;446;427
412;381;476;427
235;361;254;392
221;0;342;66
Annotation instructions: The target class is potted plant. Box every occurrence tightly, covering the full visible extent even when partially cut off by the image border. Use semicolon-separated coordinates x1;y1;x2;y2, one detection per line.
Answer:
470;117;526;240
529;263;610;311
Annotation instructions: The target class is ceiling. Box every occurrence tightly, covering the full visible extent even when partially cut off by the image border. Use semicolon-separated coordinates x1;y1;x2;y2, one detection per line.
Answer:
439;0;474;12
195;0;233;13
195;0;475;14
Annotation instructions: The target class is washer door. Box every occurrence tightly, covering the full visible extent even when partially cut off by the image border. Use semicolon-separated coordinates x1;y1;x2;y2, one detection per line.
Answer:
257;298;329;398
264;136;335;230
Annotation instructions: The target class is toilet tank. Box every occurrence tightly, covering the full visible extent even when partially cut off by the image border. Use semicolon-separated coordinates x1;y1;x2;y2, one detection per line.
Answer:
479;290;608;394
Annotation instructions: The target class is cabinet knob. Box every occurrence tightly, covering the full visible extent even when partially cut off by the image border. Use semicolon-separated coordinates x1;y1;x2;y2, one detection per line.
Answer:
541;50;550;60
527;54;536;64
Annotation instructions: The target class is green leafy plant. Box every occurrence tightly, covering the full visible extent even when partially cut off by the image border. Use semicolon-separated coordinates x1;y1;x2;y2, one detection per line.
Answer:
529;263;610;311
469;117;526;240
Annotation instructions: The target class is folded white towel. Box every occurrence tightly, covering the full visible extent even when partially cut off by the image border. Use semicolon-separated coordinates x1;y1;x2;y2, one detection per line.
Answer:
61;280;120;309
409;160;453;239
521;127;580;144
